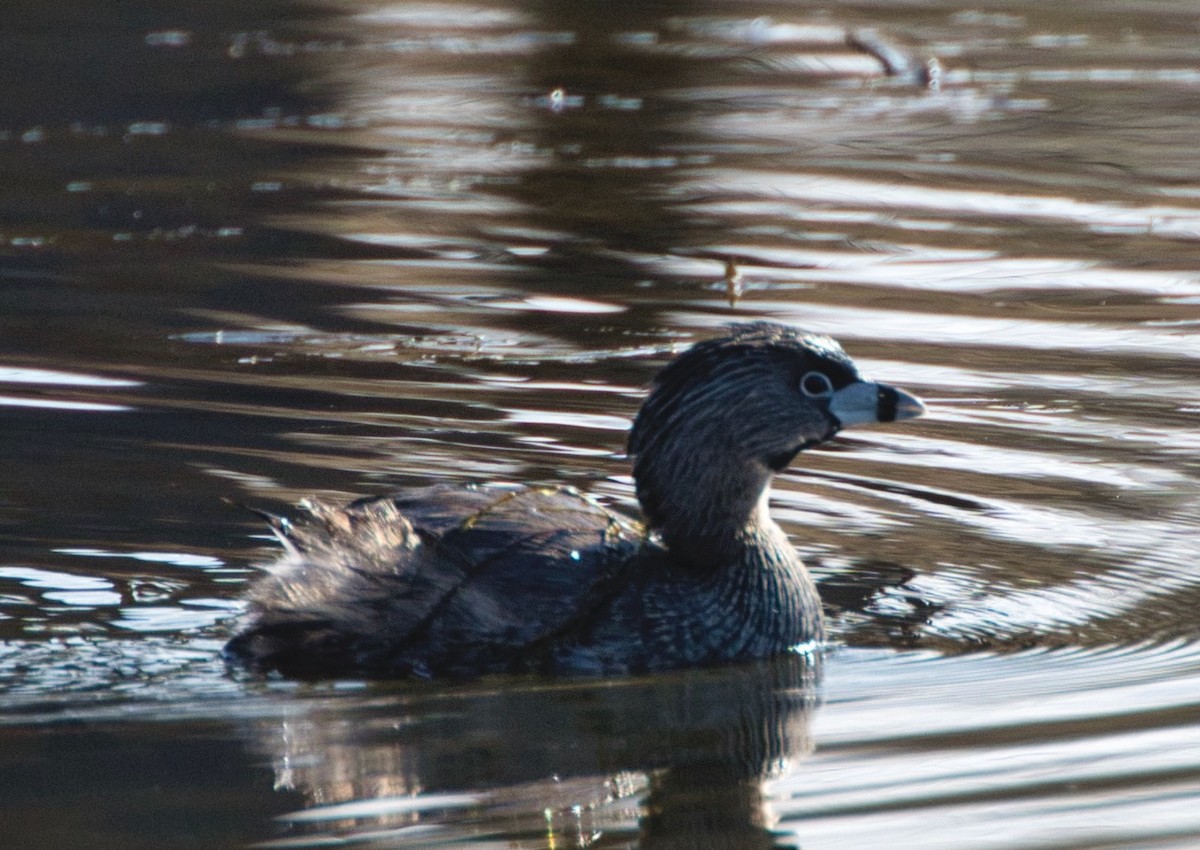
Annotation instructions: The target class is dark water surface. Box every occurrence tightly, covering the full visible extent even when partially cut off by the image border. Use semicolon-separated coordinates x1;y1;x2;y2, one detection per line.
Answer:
3;1;1200;847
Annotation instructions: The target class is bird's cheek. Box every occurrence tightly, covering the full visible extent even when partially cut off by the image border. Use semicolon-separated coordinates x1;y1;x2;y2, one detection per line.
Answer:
765;445;803;472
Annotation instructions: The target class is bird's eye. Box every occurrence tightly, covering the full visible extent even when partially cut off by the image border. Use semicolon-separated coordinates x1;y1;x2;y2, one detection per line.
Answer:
800;371;834;398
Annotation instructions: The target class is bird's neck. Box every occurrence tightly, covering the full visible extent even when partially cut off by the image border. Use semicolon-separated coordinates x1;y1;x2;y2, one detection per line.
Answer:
663;504;796;571
650;501;824;659
637;454;793;571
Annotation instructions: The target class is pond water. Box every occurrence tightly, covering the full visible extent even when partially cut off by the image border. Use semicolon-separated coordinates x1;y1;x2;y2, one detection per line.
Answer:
2;0;1200;847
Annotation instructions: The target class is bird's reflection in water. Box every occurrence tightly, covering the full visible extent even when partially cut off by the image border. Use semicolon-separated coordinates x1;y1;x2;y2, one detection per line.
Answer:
245;653;818;848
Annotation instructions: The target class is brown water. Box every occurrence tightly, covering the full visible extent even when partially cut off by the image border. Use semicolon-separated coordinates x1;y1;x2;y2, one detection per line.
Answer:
2;1;1200;847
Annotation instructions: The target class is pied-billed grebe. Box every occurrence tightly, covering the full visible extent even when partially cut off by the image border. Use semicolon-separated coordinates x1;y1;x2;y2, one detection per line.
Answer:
224;322;924;678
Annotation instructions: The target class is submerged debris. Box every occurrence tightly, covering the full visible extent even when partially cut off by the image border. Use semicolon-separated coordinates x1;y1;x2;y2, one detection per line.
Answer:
847;27;942;89
724;257;744;307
